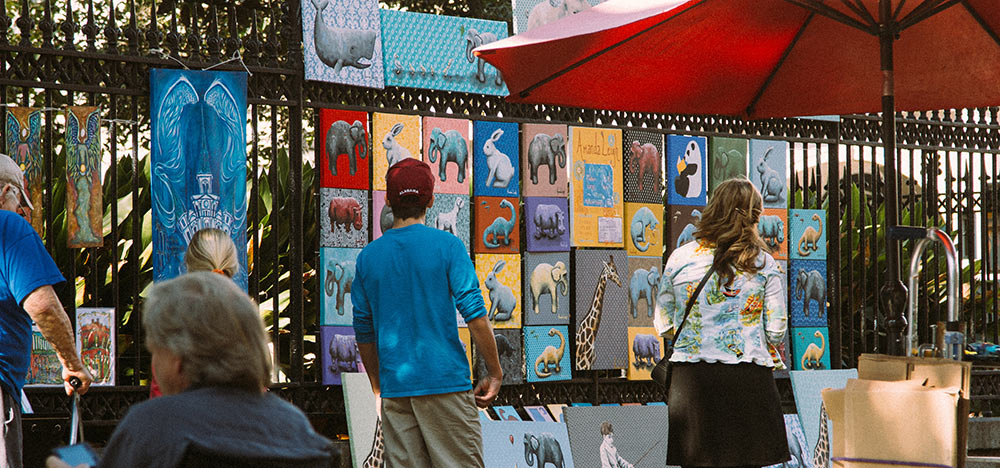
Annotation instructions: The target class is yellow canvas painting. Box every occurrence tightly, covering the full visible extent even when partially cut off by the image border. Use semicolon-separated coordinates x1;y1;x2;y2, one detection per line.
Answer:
627;326;662;381
569;126;624;248
458;327;474;381
372;112;421;190
625;202;663;257
475;253;522;329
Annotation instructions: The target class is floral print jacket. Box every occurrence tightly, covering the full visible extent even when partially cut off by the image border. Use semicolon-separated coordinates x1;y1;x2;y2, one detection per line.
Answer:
653;240;788;369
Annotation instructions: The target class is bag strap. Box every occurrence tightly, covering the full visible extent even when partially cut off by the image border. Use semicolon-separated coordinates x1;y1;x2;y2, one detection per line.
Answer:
669;262;719;349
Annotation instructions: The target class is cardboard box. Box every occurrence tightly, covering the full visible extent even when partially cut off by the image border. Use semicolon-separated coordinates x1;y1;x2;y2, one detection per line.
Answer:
821;354;970;468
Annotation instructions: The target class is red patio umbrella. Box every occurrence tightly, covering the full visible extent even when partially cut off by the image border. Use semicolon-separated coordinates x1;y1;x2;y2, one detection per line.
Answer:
475;0;1000;354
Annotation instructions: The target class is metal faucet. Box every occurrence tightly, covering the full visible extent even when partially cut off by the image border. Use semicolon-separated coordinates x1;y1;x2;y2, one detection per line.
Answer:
899;227;962;360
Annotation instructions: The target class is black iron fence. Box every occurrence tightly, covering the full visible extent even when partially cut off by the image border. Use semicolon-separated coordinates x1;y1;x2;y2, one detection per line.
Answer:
4;0;1000;439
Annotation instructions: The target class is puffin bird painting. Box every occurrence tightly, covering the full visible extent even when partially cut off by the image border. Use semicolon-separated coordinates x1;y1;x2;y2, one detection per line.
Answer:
674;140;702;198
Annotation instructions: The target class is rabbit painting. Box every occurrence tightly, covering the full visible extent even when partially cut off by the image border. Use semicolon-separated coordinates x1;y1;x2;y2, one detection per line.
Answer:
754;143;786;206
382;122;412;168
485;259;517;322
483;129;515;188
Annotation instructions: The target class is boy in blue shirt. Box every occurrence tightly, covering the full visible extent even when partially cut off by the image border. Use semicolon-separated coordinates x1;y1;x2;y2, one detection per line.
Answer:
353;158;502;468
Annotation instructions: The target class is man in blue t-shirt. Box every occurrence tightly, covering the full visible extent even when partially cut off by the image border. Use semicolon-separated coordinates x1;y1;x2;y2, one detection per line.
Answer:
353;158;502;468
0;153;92;467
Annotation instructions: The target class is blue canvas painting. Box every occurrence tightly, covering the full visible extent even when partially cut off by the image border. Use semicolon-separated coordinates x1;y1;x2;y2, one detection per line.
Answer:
525;325;571;382
473;120;519;197
493;405;522;421
750;139;788;209
321;326;363;385
380;10;508;95
150;69;248;290
525;405;554;422
789;259;827;328
790;209;827;260
582;163;615;207
321;247;361;326
302;0;384;88
790;369;857;458
791;326;830;371
481;421;575;468
666;135;707;206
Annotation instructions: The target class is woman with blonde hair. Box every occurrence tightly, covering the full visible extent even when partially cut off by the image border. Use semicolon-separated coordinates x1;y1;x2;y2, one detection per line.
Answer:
654;178;789;467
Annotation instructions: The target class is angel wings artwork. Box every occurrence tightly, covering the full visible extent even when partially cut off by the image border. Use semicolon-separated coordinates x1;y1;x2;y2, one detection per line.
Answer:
66;106;103;248
4;107;43;234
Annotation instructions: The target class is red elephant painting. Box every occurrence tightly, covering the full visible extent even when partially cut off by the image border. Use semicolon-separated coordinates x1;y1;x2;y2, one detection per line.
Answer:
630;140;661;192
329;197;363;232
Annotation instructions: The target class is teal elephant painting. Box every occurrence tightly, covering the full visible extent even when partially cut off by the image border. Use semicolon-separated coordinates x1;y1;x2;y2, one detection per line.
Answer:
321;247;362;326
66;106;103;248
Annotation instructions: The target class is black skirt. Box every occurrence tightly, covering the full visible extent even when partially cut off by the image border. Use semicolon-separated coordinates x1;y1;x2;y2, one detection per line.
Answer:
666;361;790;467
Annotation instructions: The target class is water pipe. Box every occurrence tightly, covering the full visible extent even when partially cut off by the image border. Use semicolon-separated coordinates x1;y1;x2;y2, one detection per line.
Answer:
892;226;961;359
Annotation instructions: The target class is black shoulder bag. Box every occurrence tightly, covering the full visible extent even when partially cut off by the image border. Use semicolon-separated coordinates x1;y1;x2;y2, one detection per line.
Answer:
651;262;718;389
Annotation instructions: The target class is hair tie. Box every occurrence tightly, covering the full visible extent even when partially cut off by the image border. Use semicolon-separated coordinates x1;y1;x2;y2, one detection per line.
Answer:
212;268;226;275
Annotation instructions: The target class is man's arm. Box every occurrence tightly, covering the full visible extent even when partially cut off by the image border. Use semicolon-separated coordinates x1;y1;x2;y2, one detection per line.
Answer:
24;285;93;396
466;316;502;408
356;342;380;396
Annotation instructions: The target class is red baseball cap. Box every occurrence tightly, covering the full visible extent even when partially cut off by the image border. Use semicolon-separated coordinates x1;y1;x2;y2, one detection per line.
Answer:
386;158;434;208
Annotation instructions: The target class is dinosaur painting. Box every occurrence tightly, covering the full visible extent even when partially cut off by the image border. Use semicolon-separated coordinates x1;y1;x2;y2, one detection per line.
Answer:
476;197;520;254
526;325;571;382
790;209;827;260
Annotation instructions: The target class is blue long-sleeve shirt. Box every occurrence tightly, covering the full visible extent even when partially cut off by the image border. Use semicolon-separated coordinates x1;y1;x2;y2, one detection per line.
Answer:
352;223;486;398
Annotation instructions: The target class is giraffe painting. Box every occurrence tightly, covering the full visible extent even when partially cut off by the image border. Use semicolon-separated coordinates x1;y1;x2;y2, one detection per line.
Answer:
575;254;623;370
362;417;384;468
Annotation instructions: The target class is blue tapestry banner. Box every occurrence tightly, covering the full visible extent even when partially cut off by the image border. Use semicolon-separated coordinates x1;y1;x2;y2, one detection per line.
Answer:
150;69;249;289
380;9;508;95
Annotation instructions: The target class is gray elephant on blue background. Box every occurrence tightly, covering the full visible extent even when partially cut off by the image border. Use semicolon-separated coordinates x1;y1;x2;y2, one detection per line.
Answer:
524;432;566;468
311;0;377;74
630;206;659;252
465;29;503;86
326;120;368;176
629;267;660;318
633;334;661;369
527;133;567;185
325;260;355;316
329;334;359;373
428;127;468;182
758;214;784;248
795;269;826;317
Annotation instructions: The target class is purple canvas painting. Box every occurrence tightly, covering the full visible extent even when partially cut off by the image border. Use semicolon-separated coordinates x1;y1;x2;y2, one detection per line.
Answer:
524;197;570;252
321;326;363;385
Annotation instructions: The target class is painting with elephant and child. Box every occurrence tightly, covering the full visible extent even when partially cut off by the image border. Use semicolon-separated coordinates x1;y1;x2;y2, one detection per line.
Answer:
525;325;572;382
343;372;383;468
474;120;520;198
321;326;364;385
574;249;629;370
792;326;831;371
625;202;663;257
319;109;370;190
759;208;788;260
564;405;669;468
664;204;703;257
627;327;662;381
521;123;569;197
750;139;788;209
790;209;827;260
623;129;664;204
301;0;384;88
708;136;748;197
320;247;361;326
666;134;708;206
523;252;571;326
789;259;827;328
525;197;570;252
320;188;368;248
422;116;472;194
372;112;420;191
475;196;521;254
481;420;575;468
626;256;661;328
477;253;522;329
380;10;508;95
569;127;623;248
475;328;524;385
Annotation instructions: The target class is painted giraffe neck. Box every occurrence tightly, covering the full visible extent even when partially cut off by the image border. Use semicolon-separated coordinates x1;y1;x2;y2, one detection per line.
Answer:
576;265;613;370
363;417;384;468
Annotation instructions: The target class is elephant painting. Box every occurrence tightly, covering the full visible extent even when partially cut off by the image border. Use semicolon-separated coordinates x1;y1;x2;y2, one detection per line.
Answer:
533;204;567;239
758;214;785;249
428;127;469;183
465;29;503;86
326;120;368;176
632;333;661;369
628;267;660;318
328;334;359;373
310;0;377;75
527;133;567;185
530;261;568;315
325;260;355;316
795;269;826;318
524;432;567;468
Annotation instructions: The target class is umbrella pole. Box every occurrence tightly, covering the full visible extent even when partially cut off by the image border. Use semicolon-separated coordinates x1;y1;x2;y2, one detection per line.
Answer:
878;0;909;356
